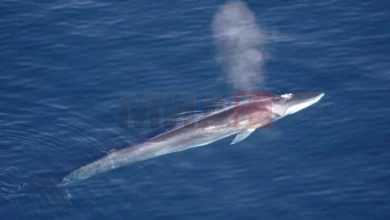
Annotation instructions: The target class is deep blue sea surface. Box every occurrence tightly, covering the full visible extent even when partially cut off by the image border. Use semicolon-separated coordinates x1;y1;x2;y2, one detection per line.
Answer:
1;0;390;219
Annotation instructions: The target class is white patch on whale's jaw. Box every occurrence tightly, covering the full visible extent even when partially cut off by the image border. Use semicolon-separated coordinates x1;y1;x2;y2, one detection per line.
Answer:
271;103;288;118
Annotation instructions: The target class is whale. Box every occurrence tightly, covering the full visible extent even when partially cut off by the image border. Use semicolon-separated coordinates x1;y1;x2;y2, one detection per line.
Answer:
60;92;324;186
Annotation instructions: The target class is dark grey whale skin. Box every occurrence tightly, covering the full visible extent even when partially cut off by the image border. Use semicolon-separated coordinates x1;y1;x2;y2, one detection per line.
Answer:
60;99;271;186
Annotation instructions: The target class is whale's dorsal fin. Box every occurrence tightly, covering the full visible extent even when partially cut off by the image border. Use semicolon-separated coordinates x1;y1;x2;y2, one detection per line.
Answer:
231;129;255;145
107;148;116;154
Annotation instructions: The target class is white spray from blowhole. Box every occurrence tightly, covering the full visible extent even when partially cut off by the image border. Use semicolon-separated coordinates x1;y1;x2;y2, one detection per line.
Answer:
212;0;267;91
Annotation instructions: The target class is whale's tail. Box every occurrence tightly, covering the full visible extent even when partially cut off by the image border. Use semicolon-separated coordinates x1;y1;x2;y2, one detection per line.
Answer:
60;142;160;186
59;152;123;186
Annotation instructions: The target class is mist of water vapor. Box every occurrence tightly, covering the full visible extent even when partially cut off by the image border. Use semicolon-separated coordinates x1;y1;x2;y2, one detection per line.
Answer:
212;0;267;90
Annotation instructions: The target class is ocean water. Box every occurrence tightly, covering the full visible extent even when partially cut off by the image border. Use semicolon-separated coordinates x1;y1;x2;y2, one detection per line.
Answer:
1;0;390;219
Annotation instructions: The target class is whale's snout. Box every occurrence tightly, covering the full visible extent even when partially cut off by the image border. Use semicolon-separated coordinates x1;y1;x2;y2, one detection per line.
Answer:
284;92;324;115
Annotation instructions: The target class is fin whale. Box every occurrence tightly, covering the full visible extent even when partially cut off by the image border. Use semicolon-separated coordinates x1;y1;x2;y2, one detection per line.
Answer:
60;92;324;186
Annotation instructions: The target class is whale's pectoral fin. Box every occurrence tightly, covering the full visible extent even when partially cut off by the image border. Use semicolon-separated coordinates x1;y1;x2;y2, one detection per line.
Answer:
231;129;255;145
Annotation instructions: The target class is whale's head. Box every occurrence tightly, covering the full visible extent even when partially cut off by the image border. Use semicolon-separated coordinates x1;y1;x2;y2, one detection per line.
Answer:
271;92;324;119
